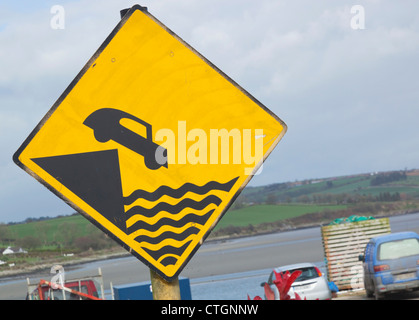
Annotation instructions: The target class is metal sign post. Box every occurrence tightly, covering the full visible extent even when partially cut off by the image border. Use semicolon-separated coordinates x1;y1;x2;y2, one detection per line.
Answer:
150;269;181;300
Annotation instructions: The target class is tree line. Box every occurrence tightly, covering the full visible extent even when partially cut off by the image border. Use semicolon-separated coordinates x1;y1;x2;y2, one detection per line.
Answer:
370;171;407;186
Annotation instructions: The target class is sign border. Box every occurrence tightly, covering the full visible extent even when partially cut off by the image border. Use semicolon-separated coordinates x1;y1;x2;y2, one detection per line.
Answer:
13;5;287;281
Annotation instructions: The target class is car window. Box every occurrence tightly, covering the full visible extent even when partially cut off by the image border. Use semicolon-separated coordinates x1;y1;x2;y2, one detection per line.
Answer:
66;285;89;300
120;117;149;138
288;267;318;281
378;238;419;260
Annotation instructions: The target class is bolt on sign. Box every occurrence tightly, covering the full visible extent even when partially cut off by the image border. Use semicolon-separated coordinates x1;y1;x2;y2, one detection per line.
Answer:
13;5;287;281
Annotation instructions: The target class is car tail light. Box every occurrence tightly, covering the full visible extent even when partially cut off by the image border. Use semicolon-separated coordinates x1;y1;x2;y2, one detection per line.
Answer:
374;265;389;272
314;266;322;277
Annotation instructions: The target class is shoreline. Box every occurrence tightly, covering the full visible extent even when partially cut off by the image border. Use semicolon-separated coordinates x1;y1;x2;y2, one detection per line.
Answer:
1;210;417;281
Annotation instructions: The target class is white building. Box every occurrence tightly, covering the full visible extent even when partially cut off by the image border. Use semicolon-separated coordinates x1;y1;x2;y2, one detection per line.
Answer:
2;246;27;255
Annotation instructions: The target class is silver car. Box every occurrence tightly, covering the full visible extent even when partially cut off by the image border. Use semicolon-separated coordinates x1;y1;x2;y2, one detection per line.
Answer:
264;262;332;300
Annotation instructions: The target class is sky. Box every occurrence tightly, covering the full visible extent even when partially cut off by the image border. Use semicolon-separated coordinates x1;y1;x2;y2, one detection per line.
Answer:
0;0;418;223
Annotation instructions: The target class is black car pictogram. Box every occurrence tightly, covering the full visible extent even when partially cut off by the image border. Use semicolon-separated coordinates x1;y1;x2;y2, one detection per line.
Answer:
83;108;167;170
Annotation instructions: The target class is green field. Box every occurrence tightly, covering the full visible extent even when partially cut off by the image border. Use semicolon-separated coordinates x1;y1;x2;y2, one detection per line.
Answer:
1;214;107;253
6;203;348;242
7;214;92;242
214;204;348;230
239;171;419;204
4;169;419;248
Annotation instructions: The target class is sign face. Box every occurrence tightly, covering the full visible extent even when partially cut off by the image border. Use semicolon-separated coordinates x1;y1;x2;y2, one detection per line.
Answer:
13;5;286;280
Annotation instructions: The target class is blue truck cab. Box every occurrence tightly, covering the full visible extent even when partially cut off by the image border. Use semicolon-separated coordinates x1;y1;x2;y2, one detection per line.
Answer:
359;231;419;299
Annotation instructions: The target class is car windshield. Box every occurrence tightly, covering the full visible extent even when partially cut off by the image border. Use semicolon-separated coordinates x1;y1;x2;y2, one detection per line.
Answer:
378;238;419;260
288;267;319;282
268;267;319;285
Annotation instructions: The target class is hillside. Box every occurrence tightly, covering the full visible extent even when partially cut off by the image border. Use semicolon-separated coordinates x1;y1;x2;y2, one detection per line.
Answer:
1;168;419;274
233;169;419;206
208;169;419;237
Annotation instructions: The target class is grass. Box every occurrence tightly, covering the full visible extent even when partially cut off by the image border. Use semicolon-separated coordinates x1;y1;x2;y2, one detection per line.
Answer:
315;179;371;195
5;170;419;247
309;175;419;197
214;204;348;230
5;203;350;245
7;214;95;244
7;204;349;240
241;173;419;205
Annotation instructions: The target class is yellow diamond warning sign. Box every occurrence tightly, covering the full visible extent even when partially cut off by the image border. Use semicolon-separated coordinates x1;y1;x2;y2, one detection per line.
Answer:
13;5;286;280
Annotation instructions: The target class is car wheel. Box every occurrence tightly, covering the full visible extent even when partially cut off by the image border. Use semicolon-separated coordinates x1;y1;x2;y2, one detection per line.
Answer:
364;279;373;298
94;131;111;143
144;155;161;170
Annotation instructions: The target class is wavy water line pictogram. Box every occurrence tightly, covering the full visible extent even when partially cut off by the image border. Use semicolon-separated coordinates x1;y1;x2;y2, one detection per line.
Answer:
124;177;239;205
140;234;196;251
141;237;195;263
150;241;192;267
135;226;200;245
158;255;179;267
125;203;217;227
125;195;222;219
126;209;215;234
124;191;222;212
130;222;202;242
124;177;239;267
